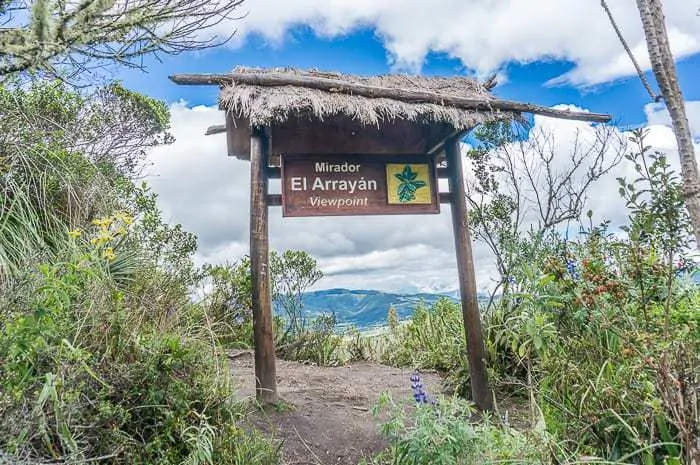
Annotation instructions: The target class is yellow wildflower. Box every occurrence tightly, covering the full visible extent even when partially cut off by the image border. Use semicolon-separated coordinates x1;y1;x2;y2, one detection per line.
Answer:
115;211;134;225
91;217;112;228
103;247;116;261
67;229;82;238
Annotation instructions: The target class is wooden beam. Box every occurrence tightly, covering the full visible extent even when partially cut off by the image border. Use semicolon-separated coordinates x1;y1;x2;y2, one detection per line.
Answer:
270;115;447;156
225;115;451;159
249;126;278;405
227;115;251;158
266;167;448;180
445;137;493;412
266;193;452;206
226;114;236;157
427;129;461;156
170;72;612;123
205;124;226;135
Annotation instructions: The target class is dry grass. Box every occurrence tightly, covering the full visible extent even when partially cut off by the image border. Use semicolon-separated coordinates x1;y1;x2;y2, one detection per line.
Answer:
219;67;501;129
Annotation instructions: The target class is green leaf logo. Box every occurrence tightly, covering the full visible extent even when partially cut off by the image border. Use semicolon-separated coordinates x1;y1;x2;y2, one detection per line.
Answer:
394;165;427;203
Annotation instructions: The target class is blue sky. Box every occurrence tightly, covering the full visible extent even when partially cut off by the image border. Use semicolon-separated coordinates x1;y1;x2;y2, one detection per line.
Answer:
132;1;700;293
119;25;699;130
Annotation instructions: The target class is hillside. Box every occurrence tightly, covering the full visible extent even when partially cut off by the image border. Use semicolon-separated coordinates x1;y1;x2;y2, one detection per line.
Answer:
282;288;490;329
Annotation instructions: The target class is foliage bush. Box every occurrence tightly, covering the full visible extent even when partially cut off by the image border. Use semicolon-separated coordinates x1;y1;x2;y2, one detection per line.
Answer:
0;80;280;464
506;130;700;464
0;215;276;464
364;300;471;394
360;280;695;464
359;128;699;464
368;391;554;465
204;252;345;366
518;227;699;464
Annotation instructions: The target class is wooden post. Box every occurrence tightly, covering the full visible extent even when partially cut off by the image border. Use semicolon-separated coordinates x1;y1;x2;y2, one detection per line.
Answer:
250;125;278;404
445;137;493;411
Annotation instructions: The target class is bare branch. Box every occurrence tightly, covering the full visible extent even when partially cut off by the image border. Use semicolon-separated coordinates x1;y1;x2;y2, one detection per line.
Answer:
465;121;627;287
0;0;245;82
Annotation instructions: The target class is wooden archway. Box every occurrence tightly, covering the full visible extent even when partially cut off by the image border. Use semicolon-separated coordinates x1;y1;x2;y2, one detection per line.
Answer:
170;69;610;411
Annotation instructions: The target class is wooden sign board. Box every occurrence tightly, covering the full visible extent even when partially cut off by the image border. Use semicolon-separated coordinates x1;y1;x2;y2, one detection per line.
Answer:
281;154;440;217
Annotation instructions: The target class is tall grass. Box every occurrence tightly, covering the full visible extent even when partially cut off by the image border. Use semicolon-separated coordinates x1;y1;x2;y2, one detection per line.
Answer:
0;141;112;281
1;81;281;464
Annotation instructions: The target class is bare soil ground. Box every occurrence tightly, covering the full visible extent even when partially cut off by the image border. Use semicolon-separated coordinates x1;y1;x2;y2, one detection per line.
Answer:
229;351;442;465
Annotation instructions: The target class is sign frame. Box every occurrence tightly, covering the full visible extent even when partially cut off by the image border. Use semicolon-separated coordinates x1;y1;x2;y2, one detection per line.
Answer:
280;153;440;218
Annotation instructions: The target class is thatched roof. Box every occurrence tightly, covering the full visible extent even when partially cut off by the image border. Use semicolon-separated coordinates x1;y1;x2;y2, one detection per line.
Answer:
218;67;502;130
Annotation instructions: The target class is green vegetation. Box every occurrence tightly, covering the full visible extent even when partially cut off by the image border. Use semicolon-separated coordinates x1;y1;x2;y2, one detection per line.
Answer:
367;393;554;465
1;79;697;465
198;251;344;365
350;127;699;464
0;80;280;464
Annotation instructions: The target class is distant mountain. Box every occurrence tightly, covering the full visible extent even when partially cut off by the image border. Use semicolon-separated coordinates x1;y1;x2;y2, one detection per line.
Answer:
273;273;699;330
273;288;489;330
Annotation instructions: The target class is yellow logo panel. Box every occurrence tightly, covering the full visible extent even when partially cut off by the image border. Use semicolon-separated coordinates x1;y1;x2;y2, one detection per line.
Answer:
386;163;432;204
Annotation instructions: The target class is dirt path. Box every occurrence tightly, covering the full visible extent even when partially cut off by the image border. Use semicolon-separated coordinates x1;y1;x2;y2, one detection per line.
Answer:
229;351;442;465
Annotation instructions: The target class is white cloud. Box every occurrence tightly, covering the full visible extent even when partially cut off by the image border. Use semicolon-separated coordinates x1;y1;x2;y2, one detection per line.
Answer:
644;100;700;139
485;102;699;233
472;110;631;229
145;102;499;293
146;100;699;293
213;0;698;86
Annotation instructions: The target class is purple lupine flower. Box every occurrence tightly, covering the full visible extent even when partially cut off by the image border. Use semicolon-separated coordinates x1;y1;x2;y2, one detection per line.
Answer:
410;371;430;405
566;259;579;279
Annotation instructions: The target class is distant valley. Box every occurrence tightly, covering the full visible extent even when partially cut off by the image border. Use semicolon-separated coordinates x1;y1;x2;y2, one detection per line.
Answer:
274;288;490;330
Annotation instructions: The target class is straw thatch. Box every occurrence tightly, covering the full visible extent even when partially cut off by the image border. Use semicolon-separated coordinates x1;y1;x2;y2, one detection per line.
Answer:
219;67;503;130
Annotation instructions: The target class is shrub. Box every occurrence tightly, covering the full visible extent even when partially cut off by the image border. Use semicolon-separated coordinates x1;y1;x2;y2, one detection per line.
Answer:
0;80;280;463
358;299;471;395
277;313;343;366
203;252;345;366
369;389;554;465
0;217;276;464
